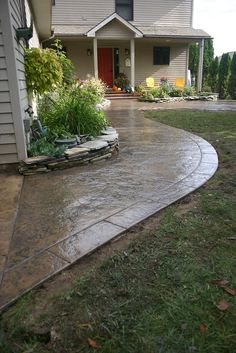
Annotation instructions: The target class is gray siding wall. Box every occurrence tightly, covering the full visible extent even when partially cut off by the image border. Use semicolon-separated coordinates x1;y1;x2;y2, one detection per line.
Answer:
10;0;28;114
0;19;17;164
97;20;134;39
135;41;188;86
63;39;187;87
52;0;193;28
64;39;131;82
134;0;192;27
0;0;28;164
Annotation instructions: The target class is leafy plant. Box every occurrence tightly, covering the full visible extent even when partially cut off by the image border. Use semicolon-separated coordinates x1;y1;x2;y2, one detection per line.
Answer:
208;56;219;92
27;138;66;158
80;76;106;103
228;52;236;99
150;86;169;98
38;85;108;141
52;40;75;87
218;53;231;99
182;86;196;96
114;73;129;89
169;87;183;97
24;48;63;96
160;80;173;95
135;84;146;94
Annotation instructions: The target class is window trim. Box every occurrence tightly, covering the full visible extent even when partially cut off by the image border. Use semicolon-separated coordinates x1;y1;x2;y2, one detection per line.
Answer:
115;0;134;21
153;46;170;66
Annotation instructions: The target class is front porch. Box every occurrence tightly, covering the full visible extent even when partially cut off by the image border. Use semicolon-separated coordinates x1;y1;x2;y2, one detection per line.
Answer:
52;13;206;91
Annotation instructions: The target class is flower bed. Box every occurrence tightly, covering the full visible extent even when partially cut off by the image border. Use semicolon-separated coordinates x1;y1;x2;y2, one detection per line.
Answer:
139;94;218;103
19;128;119;175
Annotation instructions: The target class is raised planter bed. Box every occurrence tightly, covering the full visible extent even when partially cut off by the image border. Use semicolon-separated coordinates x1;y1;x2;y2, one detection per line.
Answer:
139;94;218;104
19;128;119;176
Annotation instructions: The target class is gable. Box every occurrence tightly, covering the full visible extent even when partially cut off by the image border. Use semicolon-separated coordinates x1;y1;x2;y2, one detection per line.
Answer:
96;19;134;39
87;13;143;38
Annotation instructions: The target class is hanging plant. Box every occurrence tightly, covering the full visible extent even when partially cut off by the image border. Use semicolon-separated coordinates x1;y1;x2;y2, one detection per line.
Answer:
24;47;63;96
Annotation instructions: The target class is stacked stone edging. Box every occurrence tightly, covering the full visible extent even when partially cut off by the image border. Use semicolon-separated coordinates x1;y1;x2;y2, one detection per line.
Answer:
19;128;119;176
139;94;218;104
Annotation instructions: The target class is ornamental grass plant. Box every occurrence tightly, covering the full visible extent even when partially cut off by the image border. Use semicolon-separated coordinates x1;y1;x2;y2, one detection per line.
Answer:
38;82;108;142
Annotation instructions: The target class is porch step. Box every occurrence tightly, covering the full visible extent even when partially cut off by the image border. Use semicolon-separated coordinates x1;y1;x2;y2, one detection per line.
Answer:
105;91;140;100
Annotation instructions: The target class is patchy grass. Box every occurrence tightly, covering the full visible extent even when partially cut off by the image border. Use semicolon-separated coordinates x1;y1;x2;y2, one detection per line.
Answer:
1;110;236;353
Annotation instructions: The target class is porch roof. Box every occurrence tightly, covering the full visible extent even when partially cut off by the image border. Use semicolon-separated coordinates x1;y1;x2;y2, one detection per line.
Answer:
29;0;52;39
139;26;211;39
53;24;210;40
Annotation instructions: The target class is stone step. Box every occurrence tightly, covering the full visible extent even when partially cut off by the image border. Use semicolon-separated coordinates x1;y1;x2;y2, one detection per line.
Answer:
105;93;139;100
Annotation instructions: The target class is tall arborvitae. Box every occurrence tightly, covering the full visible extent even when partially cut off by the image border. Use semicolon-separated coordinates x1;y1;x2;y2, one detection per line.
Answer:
208;56;219;92
203;39;214;88
218;53;231;99
228;52;236;99
189;43;199;84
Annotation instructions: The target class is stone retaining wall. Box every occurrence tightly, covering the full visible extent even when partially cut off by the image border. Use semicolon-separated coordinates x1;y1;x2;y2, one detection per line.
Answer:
19;128;119;176
139;94;218;104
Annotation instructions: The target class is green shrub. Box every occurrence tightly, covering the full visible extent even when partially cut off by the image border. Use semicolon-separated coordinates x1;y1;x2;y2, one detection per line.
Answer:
228;52;236;99
169;88;183;97
218;53;231;99
208;56;219;92
135;84;146;94
182;86;196;96
27;138;66;158
24;47;63;96
160;80;173;95
52;40;75;87
149;88;160;97
38;84;108;141
143;91;154;100
80;76;106;103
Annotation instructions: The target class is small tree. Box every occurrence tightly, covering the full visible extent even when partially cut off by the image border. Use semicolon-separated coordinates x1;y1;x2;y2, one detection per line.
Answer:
208;56;219;92
228;52;236;99
203;39;214;88
52;40;75;87
218;53;231;99
189;43;199;85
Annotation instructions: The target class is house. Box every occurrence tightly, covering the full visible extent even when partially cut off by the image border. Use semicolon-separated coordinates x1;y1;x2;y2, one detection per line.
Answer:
0;0;51;165
51;0;210;90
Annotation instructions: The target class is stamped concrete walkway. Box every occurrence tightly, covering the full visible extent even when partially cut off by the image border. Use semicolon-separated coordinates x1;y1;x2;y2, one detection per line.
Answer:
0;100;224;310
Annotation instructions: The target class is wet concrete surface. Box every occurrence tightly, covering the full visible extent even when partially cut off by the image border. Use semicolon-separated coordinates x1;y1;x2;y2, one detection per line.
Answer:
1;99;233;309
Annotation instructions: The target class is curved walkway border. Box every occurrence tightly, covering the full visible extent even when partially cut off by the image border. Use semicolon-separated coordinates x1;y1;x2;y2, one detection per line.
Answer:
0;100;218;310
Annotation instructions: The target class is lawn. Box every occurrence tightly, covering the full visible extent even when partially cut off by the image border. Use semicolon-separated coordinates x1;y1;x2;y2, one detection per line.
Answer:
1;110;236;353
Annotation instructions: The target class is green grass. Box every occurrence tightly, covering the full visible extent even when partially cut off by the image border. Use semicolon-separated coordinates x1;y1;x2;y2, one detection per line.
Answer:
1;110;236;353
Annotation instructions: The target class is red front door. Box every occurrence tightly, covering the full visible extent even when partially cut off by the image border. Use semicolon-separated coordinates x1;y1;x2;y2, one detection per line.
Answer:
98;48;113;87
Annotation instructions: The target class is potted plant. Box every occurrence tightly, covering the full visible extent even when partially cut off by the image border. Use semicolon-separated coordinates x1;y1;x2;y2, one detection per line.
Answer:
114;73;130;91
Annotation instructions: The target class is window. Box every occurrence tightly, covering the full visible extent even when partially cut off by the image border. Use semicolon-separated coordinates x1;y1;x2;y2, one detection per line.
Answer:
116;0;133;21
153;47;170;65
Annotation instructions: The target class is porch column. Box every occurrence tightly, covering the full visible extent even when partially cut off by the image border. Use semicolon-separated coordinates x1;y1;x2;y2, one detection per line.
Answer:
130;38;135;90
197;39;204;92
93;38;98;79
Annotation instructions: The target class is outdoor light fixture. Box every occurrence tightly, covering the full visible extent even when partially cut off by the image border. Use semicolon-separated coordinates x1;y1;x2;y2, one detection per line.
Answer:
16;19;33;42
87;48;92;56
125;48;130;55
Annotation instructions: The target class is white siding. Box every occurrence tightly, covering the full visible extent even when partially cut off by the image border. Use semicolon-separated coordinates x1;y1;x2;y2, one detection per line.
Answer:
52;0;115;26
133;0;192;27
135;41;188;86
97;20;134;39
63;39;131;82
10;0;29;113
52;0;193;28
0;17;17;163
